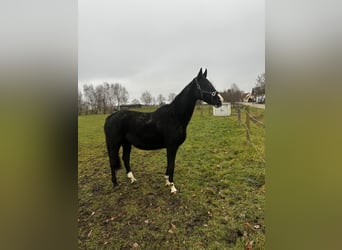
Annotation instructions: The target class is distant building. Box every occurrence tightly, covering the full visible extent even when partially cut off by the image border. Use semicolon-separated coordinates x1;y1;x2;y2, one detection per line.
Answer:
252;86;265;104
243;93;255;103
120;104;143;109
255;94;265;104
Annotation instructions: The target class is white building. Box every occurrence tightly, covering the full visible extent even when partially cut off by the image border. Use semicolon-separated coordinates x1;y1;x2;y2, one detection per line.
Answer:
213;102;231;116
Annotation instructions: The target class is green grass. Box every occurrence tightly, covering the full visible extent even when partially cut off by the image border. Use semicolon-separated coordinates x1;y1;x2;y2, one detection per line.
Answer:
78;105;265;249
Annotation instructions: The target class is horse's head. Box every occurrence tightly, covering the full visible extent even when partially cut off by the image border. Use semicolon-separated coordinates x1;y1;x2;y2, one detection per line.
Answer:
194;68;223;108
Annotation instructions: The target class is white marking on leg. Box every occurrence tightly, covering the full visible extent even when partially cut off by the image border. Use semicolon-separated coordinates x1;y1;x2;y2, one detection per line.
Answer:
218;93;224;102
165;175;171;186
170;183;177;194
127;171;137;183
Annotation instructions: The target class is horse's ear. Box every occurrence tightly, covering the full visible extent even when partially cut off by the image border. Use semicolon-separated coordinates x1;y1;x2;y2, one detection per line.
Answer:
203;68;207;78
197;68;203;78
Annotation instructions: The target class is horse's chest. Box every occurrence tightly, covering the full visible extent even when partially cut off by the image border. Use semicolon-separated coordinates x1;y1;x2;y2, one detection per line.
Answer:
164;127;186;145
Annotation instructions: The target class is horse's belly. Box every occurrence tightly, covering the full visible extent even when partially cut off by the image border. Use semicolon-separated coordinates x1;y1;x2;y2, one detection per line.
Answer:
126;133;165;150
134;144;164;150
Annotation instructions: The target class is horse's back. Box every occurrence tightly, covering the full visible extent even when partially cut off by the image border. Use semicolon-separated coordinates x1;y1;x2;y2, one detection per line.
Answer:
104;110;130;135
104;109;154;136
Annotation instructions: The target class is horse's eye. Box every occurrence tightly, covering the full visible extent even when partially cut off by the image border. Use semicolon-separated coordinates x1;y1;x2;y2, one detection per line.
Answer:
211;91;217;96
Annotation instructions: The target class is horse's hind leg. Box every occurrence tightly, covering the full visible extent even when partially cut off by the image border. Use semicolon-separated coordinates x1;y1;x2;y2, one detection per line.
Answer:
108;146;121;188
105;133;121;188
122;142;136;183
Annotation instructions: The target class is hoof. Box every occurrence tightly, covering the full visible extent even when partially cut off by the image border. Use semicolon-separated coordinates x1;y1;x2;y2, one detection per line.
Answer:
127;172;137;184
170;183;177;194
165;175;171;186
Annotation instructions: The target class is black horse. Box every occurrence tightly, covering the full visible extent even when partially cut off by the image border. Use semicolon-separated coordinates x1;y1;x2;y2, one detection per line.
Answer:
104;68;223;193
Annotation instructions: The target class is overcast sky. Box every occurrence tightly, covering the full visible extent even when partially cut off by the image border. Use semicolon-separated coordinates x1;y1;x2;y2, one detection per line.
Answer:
79;0;264;101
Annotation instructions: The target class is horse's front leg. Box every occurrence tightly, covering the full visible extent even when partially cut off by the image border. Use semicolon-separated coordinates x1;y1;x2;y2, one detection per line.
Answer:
122;143;137;184
165;146;178;194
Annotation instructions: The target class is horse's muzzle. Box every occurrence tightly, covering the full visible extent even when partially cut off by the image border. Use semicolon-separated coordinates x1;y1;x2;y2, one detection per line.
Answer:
215;94;224;107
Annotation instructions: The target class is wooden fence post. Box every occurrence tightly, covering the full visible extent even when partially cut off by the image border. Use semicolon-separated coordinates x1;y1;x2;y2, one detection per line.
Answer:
237;105;241;126
246;106;250;141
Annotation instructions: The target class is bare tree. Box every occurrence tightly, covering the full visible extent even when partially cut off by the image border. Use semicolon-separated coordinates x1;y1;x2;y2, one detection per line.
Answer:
131;98;140;105
81;82;130;113
252;72;265;103
168;93;176;103
221;83;243;104
103;82;113;113
78;90;83;115
157;94;166;106
254;73;265;95
231;83;242;103
83;84;97;114
95;84;106;114
256;73;265;90
140;91;153;105
113;83;129;110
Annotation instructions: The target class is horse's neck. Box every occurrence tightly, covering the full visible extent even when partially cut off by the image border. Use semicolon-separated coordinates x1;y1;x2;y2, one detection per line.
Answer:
172;82;197;127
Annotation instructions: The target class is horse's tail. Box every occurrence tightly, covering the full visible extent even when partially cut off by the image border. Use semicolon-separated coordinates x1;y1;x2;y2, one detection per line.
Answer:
104;112;121;170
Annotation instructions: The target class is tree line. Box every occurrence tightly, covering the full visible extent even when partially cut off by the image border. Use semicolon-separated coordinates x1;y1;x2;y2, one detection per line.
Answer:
78;73;264;115
78;82;177;115
78;83;128;115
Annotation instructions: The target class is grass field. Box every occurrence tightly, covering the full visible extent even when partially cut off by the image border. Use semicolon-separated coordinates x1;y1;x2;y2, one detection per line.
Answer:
78;105;265;249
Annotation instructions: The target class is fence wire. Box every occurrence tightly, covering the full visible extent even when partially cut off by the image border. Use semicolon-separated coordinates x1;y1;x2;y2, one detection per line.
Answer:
238;105;265;163
244;123;265;163
246;111;265;127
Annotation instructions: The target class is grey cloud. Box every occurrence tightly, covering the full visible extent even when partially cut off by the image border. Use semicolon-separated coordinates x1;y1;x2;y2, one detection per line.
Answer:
79;0;264;100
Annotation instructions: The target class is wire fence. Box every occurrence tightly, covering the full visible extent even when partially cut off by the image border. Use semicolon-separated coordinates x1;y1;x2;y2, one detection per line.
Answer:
247;112;265;127
235;104;265;163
